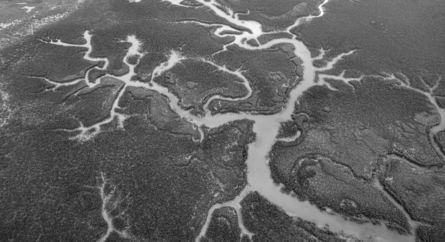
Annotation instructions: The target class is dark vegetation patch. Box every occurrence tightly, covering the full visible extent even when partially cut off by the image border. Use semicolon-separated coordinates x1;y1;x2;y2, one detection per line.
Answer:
208;44;301;115
120;85;255;180
272;77;442;181
257;32;293;45
199;120;255;201
217;0;324;31
416;225;445;242
0;112;255;241
19;41;95;82
91;121;207;242
119;86;200;139
285;155;410;232
293;0;445;84
203;206;241;242
270;77;443;234
277;118;299;140
217;0;311;17
2;70;124;133
154;59;248;115
64;83;118;127
86;18;231;82
88;68;107;82
106;0;230;57
379;159;445;242
89;32;130;76
108;0;251;36
240;192;346;242
0;131;104;242
437;131;445;156
87;117;254;241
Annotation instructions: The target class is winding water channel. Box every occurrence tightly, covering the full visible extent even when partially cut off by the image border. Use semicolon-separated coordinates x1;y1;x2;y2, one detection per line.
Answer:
159;1;416;241
35;0;445;241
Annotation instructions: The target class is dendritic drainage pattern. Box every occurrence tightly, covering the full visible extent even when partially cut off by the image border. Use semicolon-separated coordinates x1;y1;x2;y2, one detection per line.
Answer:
28;0;445;241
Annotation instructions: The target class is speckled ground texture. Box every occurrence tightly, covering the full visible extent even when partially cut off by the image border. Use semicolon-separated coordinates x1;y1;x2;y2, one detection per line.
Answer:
1;0;445;242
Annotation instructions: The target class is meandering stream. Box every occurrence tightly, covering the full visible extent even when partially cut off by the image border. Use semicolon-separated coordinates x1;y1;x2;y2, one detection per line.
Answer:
35;0;445;241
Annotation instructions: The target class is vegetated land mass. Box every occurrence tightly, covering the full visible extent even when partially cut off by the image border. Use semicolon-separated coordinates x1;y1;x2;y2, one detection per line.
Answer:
0;0;444;242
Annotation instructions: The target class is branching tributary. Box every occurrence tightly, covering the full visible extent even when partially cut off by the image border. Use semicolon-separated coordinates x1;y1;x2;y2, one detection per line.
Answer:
31;0;445;241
